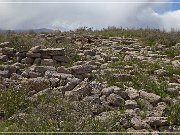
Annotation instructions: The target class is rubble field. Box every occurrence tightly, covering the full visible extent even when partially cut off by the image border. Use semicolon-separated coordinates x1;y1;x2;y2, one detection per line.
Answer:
0;29;180;133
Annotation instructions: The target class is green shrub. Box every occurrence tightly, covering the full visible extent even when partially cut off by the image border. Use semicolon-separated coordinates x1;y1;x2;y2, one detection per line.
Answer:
131;73;168;97
0;88;30;118
165;102;180;126
160;48;180;58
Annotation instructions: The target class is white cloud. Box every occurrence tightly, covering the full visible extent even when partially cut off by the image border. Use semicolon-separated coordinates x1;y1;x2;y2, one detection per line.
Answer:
0;0;179;31
160;10;180;31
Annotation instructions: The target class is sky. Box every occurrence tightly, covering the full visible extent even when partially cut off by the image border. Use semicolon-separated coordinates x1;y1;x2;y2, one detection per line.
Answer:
0;0;180;31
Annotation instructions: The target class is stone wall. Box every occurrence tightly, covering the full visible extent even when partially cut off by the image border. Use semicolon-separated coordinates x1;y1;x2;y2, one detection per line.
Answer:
0;44;69;66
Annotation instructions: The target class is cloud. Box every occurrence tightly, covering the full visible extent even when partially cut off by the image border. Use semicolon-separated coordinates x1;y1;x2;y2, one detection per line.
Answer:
0;0;179;31
160;10;180;31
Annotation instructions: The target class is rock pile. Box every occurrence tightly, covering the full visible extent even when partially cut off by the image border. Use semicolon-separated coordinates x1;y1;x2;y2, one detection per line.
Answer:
0;33;179;132
18;46;68;66
0;42;16;62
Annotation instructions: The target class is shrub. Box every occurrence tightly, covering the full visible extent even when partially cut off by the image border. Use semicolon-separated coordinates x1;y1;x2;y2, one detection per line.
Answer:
0;88;30;118
165;102;180;126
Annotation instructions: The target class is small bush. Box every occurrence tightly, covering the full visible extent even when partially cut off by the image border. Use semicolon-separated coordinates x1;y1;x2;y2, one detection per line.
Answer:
160;48;180;58
165;102;180;126
0;88;30;118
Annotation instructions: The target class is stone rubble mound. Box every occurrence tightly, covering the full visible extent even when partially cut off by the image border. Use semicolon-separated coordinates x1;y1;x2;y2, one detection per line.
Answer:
0;33;179;132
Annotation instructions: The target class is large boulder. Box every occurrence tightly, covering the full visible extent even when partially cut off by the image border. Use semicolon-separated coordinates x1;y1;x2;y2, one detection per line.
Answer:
29;46;41;53
106;93;125;107
65;78;92;100
61;78;81;91
130;117;149;130
69;64;93;75
101;87;114;96
139;90;161;105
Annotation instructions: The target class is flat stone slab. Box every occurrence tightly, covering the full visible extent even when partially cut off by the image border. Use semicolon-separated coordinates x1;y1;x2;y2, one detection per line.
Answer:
41;48;65;56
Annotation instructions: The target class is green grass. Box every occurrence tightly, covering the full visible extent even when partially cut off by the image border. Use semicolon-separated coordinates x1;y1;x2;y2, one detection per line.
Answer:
131;73;168;97
165;66;180;77
66;53;82;67
98;56;168;97
0;61;5;65
164;102;180;126
0;88;30;118
0;91;126;132
80;27;180;47
136;99;147;119
0;121;18;132
160;48;180;58
0;28;180;132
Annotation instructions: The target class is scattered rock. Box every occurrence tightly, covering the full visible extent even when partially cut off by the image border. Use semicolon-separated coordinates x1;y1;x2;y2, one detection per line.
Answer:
125;100;138;109
107;93;125;107
41;59;54;66
126;87;139;100
29;46;41;53
84;49;96;56
21;57;34;65
101;87;114;96
0;42;11;48
154;69;169;76
139;90;161;105
21;77;50;92
0;55;9;62
57;66;70;74
83;95;101;104
26;51;41;58
33;58;41;65
0;70;9;78
41;48;65;56
0;34;178;132
61;78;81;91
2;47;16;56
69;64;93;75
53;56;69;63
65;78;92;100
131;117;149;130
146;117;168;127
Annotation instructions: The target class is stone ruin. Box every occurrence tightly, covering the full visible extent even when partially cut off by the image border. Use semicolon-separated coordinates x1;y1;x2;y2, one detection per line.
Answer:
0;42;69;67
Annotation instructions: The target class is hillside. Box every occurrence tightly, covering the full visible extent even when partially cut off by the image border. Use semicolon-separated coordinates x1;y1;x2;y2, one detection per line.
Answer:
0;28;180;133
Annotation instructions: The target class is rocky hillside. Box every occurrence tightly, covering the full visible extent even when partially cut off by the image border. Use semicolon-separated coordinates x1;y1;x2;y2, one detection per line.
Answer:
0;29;180;133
